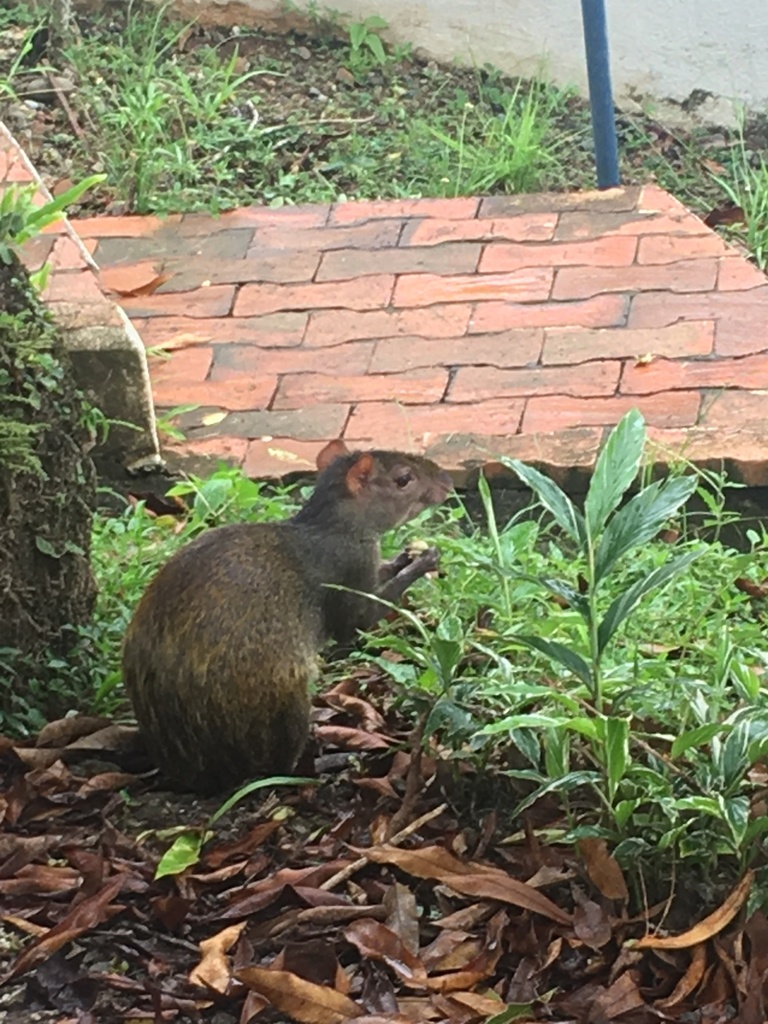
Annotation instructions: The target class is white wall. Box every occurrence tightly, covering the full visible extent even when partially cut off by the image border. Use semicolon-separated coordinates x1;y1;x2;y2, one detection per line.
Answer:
165;0;768;125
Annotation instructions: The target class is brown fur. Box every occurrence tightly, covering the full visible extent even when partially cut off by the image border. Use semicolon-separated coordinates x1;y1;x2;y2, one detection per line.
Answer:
122;442;453;795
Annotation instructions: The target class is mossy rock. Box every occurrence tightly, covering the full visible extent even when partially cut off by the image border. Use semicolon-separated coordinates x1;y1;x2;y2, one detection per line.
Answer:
0;251;97;727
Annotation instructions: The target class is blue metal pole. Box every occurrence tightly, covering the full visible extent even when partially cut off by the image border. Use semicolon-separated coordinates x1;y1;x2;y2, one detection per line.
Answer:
580;0;620;188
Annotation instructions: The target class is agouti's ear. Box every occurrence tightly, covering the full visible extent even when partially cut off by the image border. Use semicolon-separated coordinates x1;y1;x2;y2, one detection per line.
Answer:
345;453;374;495
316;438;350;471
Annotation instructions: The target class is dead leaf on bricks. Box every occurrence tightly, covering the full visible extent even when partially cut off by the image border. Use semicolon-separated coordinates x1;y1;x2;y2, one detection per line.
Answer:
236;967;363;1023
2;873;125;982
633;869;753;950
344;918;428;987
189;921;247;994
578;837;629;901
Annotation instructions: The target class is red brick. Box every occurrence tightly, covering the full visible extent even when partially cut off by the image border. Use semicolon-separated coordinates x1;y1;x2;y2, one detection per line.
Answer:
637;233;726;263
152;376;277;412
449;360;621;402
370;330;543;372
120;285;236;318
553;260;717;300
0;146;34;182
71;214;181;237
700;390;768;427
645;425;768;487
628;288;768;356
210;340;373;378
330;197;479;225
244;439;330;479
274;368;449;410
346;399;525;447
470;294;628;332
402;214;556;246
423;427;603;489
43;270;105;305
165;435;249;467
394;268;553;307
480;235;637;273
159;252;321;291
180;204;328;234
234;275;394;316
554;210;710;242
622;352;768;395
19;234;55;272
638;185;693;215
150;346;213;384
136;313;308;350
718;256;768;291
49;234;91;271
543;321;715;364
249;221;404;252
478;187;640;217
523;392;701;432
305;304;473;346
316;244;481;282
202;404;350;441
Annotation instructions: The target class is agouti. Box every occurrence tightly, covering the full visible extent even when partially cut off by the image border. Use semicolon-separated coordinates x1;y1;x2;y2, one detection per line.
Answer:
122;440;453;795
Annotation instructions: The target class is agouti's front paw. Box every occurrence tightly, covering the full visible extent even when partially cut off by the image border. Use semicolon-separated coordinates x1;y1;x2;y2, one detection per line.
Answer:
404;543;441;578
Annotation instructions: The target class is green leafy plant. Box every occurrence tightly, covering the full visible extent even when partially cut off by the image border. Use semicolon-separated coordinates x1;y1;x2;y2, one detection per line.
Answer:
346;15;389;68
0;175;106;283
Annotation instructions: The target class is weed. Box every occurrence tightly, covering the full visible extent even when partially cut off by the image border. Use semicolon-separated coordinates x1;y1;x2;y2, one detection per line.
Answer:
346;15;389;70
710;120;768;269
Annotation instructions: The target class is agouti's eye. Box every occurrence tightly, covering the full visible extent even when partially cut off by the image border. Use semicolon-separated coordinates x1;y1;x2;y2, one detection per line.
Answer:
395;471;413;488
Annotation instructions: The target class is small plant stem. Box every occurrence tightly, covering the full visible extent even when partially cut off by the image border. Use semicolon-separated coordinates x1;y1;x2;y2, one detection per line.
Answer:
584;533;603;713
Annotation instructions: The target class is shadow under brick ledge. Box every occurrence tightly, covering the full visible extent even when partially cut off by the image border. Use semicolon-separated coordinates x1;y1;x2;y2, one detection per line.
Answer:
68;184;768;492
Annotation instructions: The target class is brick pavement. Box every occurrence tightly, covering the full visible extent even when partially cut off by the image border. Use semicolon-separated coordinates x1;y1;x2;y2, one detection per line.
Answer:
35;182;768;486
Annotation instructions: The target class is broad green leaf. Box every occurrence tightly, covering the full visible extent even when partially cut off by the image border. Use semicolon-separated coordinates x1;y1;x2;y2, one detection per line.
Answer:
717;720;751;791
585;409;646;537
516;634;593;687
594;475;698;582
720;794;749;847
479;713;565;735
563;716;600;741
498;458;585;544
365;33;387;63
544;726;570;778
613;799;639;830
365;14;389;29
155;830;204;879
603;716;631;802
671;796;722;817
671;723;728;758
597;550;702;653
431;637;463;684
511;770;601;818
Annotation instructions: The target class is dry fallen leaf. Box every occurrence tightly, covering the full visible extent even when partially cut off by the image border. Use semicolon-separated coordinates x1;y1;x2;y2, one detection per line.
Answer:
579;837;629;901
633;869;753;950
236;966;363;1024
189;921;247;994
344;917;427;987
656;942;707;1009
2;874;125;982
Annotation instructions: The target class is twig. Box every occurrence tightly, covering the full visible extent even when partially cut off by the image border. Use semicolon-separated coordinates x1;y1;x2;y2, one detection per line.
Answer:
384;713;429;840
47;71;86;142
320;801;447;893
